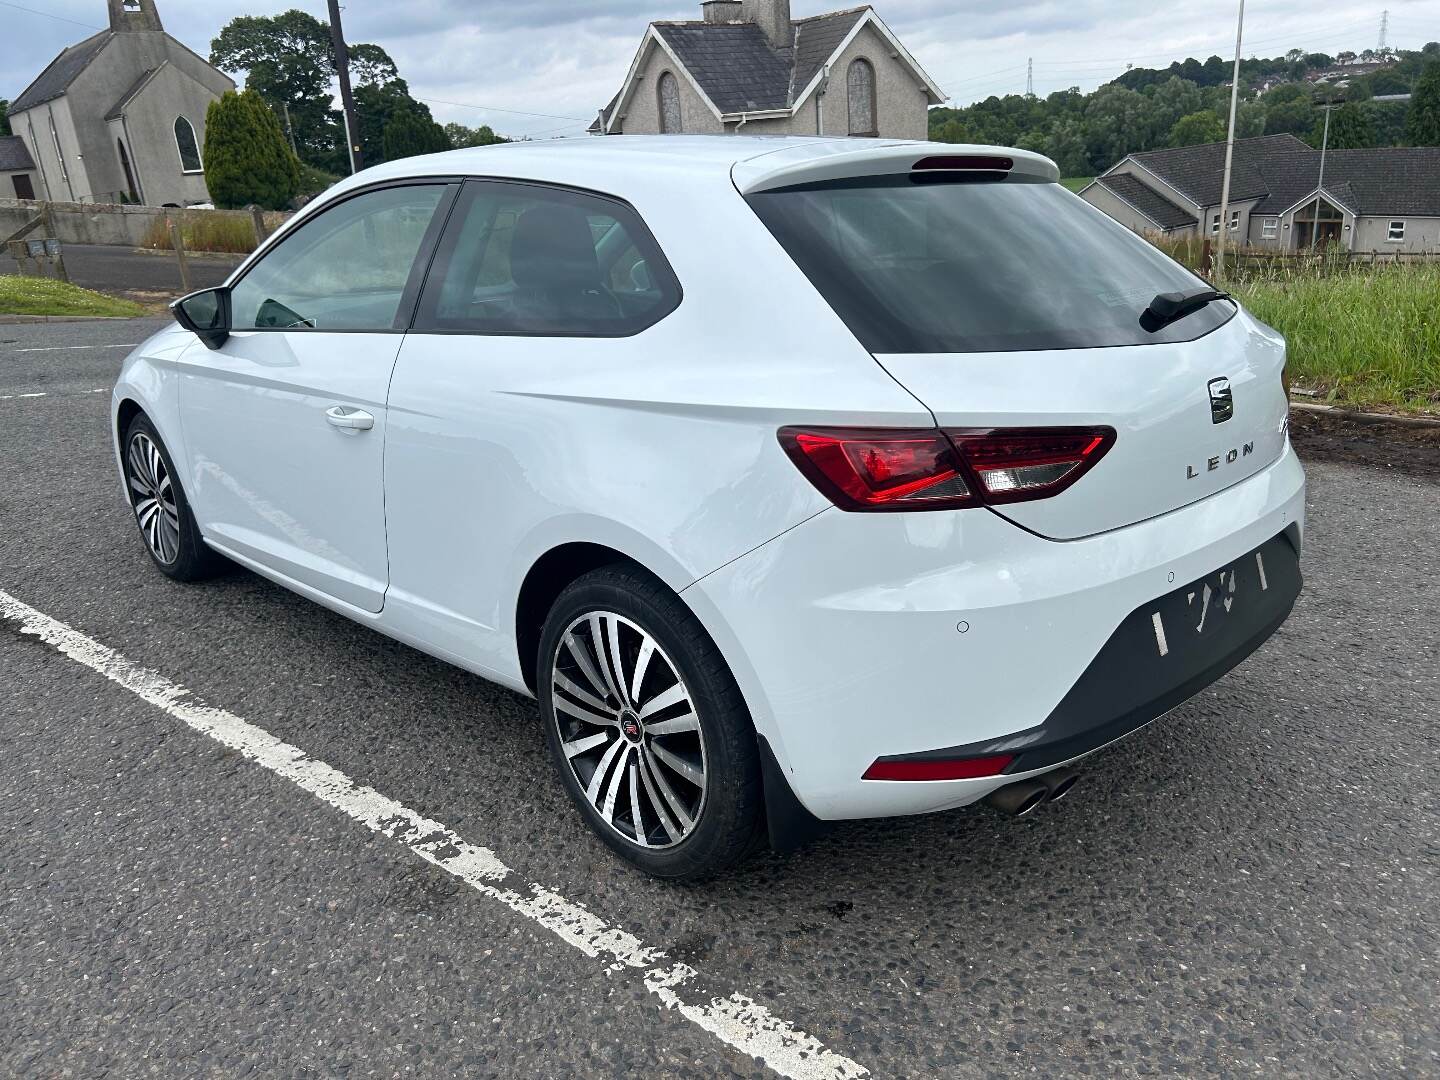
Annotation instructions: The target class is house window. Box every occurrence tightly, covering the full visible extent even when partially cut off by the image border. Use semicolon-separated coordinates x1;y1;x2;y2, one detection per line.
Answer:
1262;217;1278;239
48;113;69;182
1210;213;1220;235
1229;210;1241;232
117;139;139;202
657;72;682;134
1387;220;1406;242
847;59;878;137
174;116;203;173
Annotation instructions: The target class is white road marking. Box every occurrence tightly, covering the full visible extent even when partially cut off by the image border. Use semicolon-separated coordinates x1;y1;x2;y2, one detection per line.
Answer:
0;389;108;401
0;392;47;400
0;589;868;1080
11;344;139;353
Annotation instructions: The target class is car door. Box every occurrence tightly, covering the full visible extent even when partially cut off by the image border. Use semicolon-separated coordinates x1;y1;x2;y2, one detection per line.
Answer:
176;180;456;612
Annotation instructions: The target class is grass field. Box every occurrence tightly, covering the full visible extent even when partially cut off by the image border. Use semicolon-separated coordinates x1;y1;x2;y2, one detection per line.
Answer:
0;276;145;318
1232;265;1440;413
1060;177;1094;193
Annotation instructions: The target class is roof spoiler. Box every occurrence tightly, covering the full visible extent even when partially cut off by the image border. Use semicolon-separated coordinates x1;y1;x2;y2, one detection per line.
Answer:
733;142;1060;195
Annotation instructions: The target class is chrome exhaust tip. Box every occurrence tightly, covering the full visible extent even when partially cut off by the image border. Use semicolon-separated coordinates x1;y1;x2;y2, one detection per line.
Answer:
984;779;1049;818
1040;767;1080;803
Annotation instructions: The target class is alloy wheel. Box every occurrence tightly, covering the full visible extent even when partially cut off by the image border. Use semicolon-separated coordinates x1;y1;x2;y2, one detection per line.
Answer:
127;432;181;565
550;611;707;849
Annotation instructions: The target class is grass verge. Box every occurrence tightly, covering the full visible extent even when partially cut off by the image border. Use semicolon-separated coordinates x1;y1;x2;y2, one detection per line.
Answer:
1231;265;1440;414
0;275;145;318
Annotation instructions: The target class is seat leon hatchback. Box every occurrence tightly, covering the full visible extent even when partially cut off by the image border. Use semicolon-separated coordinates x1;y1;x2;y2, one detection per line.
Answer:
114;136;1305;879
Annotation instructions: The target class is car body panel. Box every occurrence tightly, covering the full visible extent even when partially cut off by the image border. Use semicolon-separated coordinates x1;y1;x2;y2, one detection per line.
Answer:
173;330;401;612
874;310;1291;539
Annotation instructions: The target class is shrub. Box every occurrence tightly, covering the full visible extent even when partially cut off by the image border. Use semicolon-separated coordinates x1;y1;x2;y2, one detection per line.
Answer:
203;90;302;210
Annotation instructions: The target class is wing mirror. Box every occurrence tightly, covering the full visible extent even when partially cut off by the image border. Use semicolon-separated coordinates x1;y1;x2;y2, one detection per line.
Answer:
171;287;232;350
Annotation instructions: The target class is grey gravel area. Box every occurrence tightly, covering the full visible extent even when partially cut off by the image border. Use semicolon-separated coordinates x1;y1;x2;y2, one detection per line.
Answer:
0;323;1436;1078
59;244;242;301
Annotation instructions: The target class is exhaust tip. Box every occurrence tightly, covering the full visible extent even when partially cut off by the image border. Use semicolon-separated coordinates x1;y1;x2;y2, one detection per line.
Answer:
1043;768;1081;803
984;779;1049;818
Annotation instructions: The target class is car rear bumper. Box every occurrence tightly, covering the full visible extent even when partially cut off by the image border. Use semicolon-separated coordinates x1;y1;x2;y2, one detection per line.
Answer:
683;441;1306;821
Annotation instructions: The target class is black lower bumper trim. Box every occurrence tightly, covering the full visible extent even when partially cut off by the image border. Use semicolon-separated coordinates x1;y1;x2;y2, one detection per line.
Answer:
873;530;1304;777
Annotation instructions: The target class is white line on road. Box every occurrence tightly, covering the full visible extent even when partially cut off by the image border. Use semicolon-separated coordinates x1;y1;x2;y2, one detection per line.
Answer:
0;392;47;400
11;344;140;353
0;589;868;1080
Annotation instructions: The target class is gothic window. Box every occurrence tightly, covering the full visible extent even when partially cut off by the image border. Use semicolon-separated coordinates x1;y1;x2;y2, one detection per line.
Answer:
174;116;203;173
847;59;877;137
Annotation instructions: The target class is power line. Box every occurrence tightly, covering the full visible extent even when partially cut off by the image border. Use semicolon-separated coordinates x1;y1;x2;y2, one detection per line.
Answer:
0;0;101;30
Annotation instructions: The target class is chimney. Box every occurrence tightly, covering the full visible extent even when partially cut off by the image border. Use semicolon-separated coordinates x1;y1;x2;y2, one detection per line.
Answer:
741;0;792;49
109;0;164;33
702;0;743;23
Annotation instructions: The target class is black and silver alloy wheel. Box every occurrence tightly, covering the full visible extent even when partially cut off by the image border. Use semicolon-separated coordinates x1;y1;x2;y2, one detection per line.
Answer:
126;431;181;565
550;611;708;849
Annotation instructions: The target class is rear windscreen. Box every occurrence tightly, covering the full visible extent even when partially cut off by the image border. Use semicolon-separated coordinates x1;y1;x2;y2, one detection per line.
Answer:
746;177;1234;354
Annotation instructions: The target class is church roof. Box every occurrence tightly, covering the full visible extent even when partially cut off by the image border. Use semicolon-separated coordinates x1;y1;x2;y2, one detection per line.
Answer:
9;30;114;115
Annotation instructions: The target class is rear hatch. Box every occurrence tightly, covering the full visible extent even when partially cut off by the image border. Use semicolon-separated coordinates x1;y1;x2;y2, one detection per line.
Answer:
740;149;1289;539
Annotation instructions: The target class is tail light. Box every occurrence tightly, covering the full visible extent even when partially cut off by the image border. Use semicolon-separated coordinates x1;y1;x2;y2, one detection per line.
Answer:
779;426;1115;512
863;754;1014;782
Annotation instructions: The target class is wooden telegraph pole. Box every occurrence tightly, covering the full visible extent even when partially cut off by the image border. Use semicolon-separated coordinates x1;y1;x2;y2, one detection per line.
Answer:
327;0;364;174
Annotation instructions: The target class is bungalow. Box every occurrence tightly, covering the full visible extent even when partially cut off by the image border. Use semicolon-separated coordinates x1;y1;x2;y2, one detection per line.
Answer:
1080;134;1440;253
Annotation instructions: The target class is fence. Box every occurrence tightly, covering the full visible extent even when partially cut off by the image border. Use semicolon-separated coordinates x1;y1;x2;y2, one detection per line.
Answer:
0;198;292;253
1144;233;1440;278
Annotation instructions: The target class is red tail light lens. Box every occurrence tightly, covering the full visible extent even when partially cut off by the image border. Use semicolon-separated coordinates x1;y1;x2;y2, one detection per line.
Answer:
948;428;1116;505
779;426;1114;512
778;428;975;511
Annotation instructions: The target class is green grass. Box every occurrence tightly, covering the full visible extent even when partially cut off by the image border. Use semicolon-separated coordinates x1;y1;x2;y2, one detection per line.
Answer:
1231;264;1440;413
0;275;145;318
1060;177;1094;193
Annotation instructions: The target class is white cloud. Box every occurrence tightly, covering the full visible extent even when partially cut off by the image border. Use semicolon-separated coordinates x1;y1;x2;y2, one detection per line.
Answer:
6;0;1440;139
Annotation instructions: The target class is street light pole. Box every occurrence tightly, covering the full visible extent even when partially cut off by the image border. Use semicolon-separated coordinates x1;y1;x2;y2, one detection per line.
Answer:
1215;0;1245;282
327;0;363;174
1309;104;1334;254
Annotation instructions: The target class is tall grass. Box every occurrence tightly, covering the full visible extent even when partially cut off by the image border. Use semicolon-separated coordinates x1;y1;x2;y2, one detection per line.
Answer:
141;210;290;255
1231;264;1440;412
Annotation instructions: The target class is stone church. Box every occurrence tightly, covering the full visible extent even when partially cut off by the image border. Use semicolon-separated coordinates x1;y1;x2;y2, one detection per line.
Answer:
3;0;234;206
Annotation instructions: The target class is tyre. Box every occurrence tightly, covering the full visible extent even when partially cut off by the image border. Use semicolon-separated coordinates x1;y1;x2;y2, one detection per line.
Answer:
122;414;228;582
538;565;764;880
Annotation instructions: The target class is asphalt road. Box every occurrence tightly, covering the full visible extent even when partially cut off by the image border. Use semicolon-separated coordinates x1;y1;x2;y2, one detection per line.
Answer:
1;319;1437;1078
58;244;243;302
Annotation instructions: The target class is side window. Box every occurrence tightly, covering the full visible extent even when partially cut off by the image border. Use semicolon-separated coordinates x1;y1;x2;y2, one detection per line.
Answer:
229;184;447;332
658;72;683;134
415;181;681;337
847;59;877;137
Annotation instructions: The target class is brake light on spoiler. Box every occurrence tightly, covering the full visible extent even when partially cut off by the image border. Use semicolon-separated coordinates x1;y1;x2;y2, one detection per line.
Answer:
778;426;1116;512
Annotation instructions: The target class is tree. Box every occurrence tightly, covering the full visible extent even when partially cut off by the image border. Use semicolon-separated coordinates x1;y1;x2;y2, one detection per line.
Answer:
1169;110;1226;146
1318;103;1376;149
932;118;971;143
381;106;451;162
0;100;9;138
1148;76;1204;135
1408;61;1440;146
209;10;408;173
443;122;508;148
1266;97;1317;136
203;90;301;209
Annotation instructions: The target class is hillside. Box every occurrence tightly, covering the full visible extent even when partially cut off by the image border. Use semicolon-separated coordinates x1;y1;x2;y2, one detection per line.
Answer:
930;42;1440;175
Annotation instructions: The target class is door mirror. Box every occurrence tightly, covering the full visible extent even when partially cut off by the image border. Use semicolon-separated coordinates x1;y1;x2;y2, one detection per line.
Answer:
172;287;231;350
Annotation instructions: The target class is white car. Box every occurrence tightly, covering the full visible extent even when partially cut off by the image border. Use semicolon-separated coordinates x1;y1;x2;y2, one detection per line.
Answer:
113;136;1305;879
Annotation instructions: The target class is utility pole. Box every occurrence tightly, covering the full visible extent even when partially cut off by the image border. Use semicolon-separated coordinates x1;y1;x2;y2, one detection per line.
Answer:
327;0;363;174
282;102;298;157
1215;0;1245;282
1309;104;1335;254
1026;58;1034;98
1379;10;1389;52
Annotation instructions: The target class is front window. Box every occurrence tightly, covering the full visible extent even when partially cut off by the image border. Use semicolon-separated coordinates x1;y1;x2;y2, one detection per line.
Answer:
1262;217;1278;239
1229;210;1241;232
229;183;447;331
657;72;683;134
1210;213;1220;235
174;117;203;173
747;176;1234;353
1388;220;1406;241
414;180;681;337
847;59;878;137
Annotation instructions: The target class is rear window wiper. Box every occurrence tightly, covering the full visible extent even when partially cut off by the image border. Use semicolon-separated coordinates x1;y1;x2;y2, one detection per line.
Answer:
1139;287;1231;333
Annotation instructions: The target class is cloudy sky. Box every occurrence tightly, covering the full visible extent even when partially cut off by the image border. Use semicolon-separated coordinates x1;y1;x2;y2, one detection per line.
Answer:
6;0;1440;138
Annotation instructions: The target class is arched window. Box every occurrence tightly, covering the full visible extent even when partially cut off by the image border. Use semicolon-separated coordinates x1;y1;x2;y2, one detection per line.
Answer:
847;59;877;137
657;72;683;134
174;116;203;173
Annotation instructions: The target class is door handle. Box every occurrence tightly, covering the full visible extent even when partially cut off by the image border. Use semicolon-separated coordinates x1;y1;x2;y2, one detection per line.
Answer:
325;406;375;432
